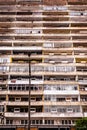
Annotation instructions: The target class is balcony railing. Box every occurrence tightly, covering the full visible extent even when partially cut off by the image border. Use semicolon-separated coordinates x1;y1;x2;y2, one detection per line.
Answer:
7;101;43;106
0;90;43;95
5;112;83;118
84;112;87;117
8;79;43;84
0;46;42;51
44;90;79;95
79;80;87;84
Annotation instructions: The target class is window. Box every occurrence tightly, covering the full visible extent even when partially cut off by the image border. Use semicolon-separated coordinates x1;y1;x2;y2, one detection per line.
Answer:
62;120;72;125
0;106;4;112
51;96;56;101
0;58;9;63
40;120;42;124
31;120;35;125
72;120;75;124
21;120;24;124
21;120;28;125
44;107;50;113
62;120;64;125
36;120;39;124
45;120;54;125
69;120;71;124
65;120;67;124
31;120;42;125
15;97;21;102
0;66;8;72
6;120;13;125
44;95;51;101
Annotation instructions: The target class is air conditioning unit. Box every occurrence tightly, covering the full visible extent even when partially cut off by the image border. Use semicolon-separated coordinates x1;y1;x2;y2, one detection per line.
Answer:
51;108;57;113
80;31;87;34
67;108;73;113
61;53;67;55
31;98;36;102
11;79;16;83
0;87;2;90
30;108;36;113
2;71;6;74
31;78;36;81
49;61;55;64
81;61;86;63
14;108;20;113
62;61;68;63
83;78;87;81
79;53;85;55
49;53;54;56
66;97;71;102
85;88;87;91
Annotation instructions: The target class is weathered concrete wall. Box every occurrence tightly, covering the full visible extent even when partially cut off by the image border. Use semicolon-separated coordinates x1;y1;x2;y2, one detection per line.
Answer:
43;0;67;5
16;127;38;130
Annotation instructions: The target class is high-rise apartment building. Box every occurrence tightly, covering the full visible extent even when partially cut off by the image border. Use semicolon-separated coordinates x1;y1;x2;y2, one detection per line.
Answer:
0;0;87;130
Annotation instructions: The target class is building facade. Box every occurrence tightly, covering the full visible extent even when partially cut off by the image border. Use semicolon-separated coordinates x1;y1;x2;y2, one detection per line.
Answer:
0;0;87;130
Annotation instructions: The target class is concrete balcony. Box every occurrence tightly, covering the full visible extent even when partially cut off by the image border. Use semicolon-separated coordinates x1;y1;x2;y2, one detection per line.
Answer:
75;55;87;58
81;101;87;106
35;112;83;118
44;101;80;106
44;90;79;95
3;101;82;106
0;100;83;107
5;112;28;118
9;72;44;76
77;72;87;76
0;46;42;51
74;48;87;51
84;112;87;117
1;33;87;37
0;90;43;95
0;90;8;95
79;80;87;85
0;81;7;84
44;80;78;85
0;72;9;75
80;90;87;95
8;79;43;84
31;90;43;95
11;54;42;59
76;63;87;67
5;112;83;118
9;71;77;76
6;101;43;106
38;72;77;76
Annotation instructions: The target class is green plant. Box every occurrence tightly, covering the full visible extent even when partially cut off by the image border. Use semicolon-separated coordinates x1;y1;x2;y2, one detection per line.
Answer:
75;117;87;130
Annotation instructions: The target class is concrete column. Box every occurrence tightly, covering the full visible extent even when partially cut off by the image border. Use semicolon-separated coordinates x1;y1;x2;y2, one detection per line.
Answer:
42;118;44;125
4;117;6;125
76;75;78;81
57;127;59;130
78;95;80;102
